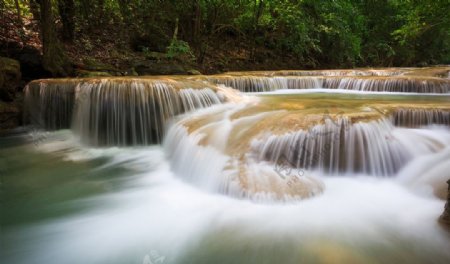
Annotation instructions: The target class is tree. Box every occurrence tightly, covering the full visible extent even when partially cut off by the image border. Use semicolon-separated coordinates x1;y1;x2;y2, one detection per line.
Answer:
36;0;72;76
58;0;75;42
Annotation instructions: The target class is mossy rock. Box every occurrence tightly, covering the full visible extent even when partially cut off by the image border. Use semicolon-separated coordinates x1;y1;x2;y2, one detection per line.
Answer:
76;70;113;78
187;69;202;75
82;58;119;72
0;57;21;102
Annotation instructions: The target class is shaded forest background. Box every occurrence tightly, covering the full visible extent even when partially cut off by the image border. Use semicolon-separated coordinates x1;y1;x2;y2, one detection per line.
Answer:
0;0;449;130
1;0;450;78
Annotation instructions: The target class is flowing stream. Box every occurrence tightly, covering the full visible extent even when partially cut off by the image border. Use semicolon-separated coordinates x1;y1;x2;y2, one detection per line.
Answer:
1;68;450;264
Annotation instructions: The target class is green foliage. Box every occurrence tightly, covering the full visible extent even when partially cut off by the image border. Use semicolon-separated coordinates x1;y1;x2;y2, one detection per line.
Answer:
2;0;450;67
166;39;196;61
3;0;31;15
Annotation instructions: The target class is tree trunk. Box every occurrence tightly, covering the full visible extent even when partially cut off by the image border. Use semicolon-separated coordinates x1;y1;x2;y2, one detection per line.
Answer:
14;0;22;24
38;0;72;76
118;0;131;23
192;0;201;48
29;0;40;22
97;0;105;25
251;0;265;61
172;18;179;41
58;0;75;42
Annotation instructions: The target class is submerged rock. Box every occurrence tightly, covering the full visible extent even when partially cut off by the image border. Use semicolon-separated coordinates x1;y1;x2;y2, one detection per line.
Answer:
440;180;450;226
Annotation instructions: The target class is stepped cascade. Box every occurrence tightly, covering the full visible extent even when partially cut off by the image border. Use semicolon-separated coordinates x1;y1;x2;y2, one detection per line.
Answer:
22;67;450;201
3;0;450;259
5;67;450;264
202;67;450;93
164;91;450;201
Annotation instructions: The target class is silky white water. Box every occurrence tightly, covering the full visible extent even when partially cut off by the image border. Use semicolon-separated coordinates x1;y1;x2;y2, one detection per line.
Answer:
1;124;449;264
4;71;450;263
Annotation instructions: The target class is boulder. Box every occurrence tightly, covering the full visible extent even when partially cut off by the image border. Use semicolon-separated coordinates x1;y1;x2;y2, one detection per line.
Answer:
0;101;20;131
0;57;21;102
187;69;202;75
440;179;450;226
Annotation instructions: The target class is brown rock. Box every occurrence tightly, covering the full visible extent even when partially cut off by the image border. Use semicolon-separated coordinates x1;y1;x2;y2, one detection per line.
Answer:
439;179;450;226
0;100;20;131
0;57;21;101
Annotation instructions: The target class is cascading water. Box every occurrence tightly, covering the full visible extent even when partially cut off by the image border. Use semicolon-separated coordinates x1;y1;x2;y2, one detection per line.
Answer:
212;67;450;92
24;78;225;145
207;76;323;92
393;108;450;128
208;75;450;93
6;67;450;264
253;117;449;176
24;79;78;130
163;103;326;202
323;77;450;93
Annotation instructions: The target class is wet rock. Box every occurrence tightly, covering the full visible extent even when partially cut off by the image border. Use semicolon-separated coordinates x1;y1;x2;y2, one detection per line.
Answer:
0;57;21;102
0;101;20;131
440;179;450;226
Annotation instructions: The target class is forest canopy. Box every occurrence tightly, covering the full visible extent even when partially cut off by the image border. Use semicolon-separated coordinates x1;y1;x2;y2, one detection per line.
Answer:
2;0;450;76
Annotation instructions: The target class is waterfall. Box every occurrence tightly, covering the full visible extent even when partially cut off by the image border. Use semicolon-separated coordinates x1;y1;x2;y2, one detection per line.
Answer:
323;77;450;93
208;75;450;93
393;108;450;128
252;118;450;176
163;104;325;202
24;79;78;130
208;76;289;92
164;101;450;202
208;76;323;92
20;68;450;203
24;78;225;145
